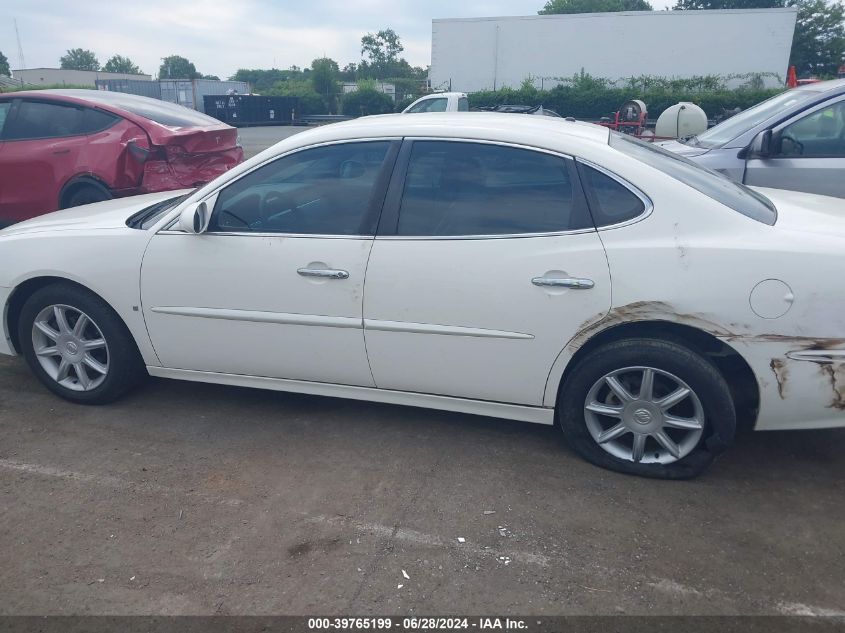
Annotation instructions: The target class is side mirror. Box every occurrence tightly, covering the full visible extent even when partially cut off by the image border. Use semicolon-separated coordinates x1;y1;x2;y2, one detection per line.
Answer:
178;200;211;234
747;129;773;158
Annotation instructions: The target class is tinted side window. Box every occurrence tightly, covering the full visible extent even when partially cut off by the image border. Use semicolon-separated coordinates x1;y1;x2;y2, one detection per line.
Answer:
209;141;391;235
397;141;589;236
5;101;90;140
777;99;845;157
0;102;10;137
578;163;645;227
458;98;469;112
82;108;120;134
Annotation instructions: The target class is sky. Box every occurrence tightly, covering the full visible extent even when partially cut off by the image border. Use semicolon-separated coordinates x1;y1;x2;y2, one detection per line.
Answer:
2;0;673;79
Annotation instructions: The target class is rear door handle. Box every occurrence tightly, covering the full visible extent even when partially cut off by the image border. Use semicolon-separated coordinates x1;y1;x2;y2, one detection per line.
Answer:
532;277;594;289
297;268;349;280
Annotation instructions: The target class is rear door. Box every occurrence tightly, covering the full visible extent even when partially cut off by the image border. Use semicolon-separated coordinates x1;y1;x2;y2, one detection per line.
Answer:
0;99;13;227
0;99;91;222
362;139;619;406
744;96;845;198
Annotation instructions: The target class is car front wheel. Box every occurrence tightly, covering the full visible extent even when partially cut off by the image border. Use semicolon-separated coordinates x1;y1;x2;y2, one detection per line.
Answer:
18;283;145;404
62;183;112;209
558;338;736;479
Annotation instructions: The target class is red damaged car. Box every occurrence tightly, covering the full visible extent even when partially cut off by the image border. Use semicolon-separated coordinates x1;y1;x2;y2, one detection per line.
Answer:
0;89;243;227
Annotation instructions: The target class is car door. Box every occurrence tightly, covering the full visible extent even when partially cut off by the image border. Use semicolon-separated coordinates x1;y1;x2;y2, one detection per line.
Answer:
0;99;12;227
362;139;616;406
0;99;92;223
141;139;399;386
744;96;845;198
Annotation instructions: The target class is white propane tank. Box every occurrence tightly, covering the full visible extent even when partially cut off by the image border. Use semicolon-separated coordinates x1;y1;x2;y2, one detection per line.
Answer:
655;102;708;139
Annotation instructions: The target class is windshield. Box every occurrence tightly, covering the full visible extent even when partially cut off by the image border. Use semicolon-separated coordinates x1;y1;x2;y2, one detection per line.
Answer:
691;89;820;148
610;132;776;225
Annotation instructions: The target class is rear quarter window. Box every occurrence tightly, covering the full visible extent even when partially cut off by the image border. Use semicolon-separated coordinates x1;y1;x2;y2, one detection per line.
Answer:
577;163;646;227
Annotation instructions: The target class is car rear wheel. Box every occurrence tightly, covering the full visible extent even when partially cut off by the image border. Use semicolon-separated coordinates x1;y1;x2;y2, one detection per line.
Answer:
557;338;736;479
18;283;145;404
62;182;112;209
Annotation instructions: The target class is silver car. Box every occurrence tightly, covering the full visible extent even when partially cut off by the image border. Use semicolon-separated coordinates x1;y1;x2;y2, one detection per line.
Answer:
661;79;845;198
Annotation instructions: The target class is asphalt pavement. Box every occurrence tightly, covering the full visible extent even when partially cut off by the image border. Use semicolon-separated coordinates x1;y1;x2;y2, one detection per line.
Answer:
1;125;844;616
1;352;844;615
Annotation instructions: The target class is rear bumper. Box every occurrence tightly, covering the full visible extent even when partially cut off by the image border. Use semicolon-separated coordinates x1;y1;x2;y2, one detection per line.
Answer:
0;286;15;356
137;147;244;194
723;337;845;431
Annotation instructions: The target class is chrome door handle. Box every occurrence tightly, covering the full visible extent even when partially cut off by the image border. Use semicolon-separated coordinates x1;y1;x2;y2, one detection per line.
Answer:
297;268;349;280
532;277;594;289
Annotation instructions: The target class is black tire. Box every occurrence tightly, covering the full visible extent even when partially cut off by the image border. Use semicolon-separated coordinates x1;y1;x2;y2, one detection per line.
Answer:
62;182;112;209
17;283;146;404
557;338;735;479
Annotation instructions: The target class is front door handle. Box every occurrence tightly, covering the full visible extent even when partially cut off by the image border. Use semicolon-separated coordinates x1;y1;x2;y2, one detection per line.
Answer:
532;277;594;289
297;267;349;280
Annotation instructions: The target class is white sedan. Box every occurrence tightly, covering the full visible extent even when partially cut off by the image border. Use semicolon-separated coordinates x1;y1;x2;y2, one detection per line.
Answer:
1;113;843;478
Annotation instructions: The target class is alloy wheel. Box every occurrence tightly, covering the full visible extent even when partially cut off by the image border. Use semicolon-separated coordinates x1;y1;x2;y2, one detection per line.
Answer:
31;304;110;392
584;366;705;465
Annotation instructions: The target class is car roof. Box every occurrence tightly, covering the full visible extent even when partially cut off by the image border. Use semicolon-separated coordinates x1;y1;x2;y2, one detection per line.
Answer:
0;88;229;130
288;112;610;152
794;78;845;94
415;92;466;98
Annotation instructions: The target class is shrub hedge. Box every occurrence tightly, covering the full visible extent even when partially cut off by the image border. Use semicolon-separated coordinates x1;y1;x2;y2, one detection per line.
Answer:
467;84;784;120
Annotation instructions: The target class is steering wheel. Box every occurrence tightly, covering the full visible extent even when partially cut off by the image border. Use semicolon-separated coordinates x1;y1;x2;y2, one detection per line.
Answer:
780;134;804;156
260;191;298;228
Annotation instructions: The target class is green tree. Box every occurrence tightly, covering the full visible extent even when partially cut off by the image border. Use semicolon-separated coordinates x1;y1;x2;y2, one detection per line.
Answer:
539;0;653;13
60;48;100;71
230;68;302;91
788;0;845;76
360;28;404;78
159;55;200;79
103;55;142;74
310;57;340;112
340;62;358;82
672;0;778;7
0;51;10;76
342;85;395;116
266;78;326;115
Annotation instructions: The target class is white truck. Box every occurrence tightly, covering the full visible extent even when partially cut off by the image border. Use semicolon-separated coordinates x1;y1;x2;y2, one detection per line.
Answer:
402;92;469;113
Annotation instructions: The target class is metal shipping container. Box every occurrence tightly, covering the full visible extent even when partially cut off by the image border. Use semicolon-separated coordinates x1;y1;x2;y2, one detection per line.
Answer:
161;79;250;113
95;79;162;99
204;95;299;126
159;80;197;110
430;9;797;92
193;79;250;113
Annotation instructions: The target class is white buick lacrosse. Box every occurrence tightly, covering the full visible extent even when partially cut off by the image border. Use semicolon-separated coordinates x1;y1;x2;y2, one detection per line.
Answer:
1;113;842;478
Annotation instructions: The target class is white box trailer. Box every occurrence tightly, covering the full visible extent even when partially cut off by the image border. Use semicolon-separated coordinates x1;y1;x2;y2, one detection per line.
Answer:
430;9;797;92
